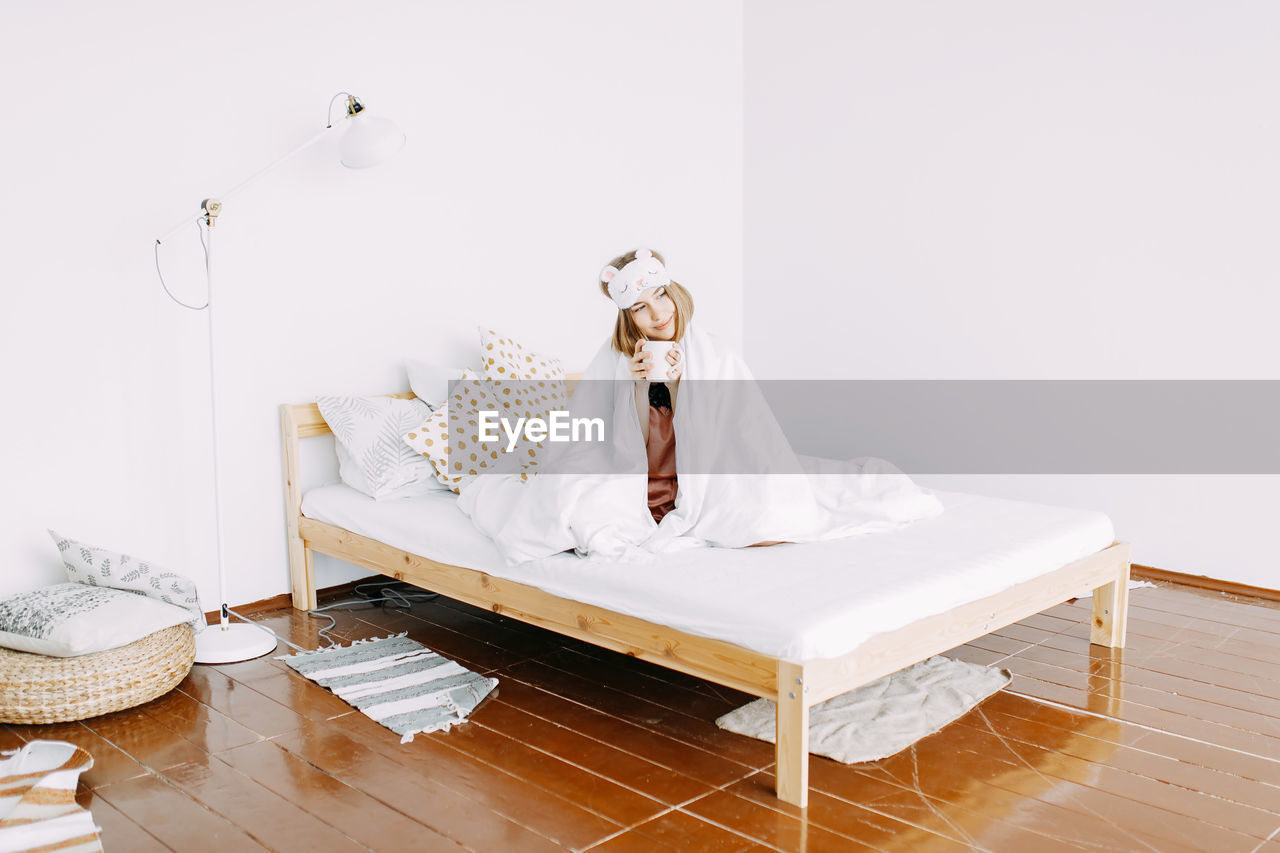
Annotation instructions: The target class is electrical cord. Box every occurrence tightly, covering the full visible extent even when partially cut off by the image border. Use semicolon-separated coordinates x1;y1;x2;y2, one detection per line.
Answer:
224;580;439;653
154;217;209;310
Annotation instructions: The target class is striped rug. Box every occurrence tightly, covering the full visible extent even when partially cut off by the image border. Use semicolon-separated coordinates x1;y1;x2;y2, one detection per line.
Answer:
281;635;497;742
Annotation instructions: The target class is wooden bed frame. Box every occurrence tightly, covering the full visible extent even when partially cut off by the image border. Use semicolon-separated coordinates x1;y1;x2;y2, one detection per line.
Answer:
281;393;1131;808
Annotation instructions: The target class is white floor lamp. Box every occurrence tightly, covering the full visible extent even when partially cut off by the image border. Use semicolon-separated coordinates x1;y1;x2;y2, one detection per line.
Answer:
154;92;405;664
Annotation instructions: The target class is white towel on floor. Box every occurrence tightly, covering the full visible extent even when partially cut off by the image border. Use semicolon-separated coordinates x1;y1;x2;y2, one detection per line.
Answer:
716;656;1010;764
0;740;101;853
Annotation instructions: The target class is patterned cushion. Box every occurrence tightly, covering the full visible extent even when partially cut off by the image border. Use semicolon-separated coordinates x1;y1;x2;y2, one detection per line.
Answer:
479;328;565;381
477;330;568;485
404;367;569;492
403;369;507;492
0;583;193;657
49;531;202;628
316;395;447;500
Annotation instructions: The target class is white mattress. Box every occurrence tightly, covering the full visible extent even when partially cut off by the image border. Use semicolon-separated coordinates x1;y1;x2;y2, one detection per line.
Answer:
302;485;1114;660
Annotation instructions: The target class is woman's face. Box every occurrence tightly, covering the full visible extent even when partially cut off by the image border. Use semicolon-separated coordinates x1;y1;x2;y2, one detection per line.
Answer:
629;286;677;340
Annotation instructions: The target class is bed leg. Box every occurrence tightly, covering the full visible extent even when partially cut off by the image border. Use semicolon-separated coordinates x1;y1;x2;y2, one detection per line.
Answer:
1090;549;1131;649
289;538;317;611
281;404;318;611
776;661;809;808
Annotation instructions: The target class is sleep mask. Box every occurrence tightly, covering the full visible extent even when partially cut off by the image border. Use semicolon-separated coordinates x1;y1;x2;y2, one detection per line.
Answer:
600;248;671;310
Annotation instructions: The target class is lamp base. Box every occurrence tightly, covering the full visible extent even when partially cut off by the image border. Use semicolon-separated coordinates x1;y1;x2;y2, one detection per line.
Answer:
193;622;278;664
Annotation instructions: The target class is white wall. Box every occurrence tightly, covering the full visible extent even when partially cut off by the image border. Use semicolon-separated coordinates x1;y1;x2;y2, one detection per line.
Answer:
745;1;1279;587
6;1;1274;607
0;1;743;605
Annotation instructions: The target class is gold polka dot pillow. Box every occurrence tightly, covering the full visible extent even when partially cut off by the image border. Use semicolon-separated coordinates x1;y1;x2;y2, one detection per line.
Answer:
401;404;453;488
401;368;523;492
404;369;476;491
403;368;568;492
479;328;565;381
477;329;570;474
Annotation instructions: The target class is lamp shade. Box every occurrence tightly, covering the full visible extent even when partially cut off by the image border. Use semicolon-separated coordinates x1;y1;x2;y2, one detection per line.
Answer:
340;113;406;169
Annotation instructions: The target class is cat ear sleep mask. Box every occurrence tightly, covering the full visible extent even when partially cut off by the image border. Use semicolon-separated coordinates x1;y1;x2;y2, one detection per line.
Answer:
599;248;671;309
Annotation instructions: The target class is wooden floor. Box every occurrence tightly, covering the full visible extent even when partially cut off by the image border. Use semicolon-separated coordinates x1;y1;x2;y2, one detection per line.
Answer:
5;581;1280;852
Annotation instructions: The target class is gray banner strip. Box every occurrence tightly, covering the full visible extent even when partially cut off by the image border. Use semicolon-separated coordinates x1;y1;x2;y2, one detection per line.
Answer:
447;379;1280;474
762;380;1280;474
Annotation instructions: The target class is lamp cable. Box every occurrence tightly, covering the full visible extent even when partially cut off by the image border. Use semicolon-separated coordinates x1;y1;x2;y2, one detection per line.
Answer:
154;218;210;311
220;580;440;654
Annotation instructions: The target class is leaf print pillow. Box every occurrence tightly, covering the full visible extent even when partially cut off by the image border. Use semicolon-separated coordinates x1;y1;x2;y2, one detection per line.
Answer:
48;530;204;628
0;582;193;657
316;395;448;500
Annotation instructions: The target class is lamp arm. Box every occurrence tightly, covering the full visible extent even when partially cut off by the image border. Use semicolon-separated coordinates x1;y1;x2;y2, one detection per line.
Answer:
154;122;338;244
327;91;356;127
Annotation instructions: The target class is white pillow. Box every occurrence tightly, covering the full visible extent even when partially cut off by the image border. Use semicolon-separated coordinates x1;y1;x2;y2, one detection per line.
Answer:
405;359;466;410
0;583;193;657
49;530;203;628
316;395;448;499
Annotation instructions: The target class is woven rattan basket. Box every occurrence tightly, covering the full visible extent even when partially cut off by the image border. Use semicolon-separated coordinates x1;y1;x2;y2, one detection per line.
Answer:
0;623;195;725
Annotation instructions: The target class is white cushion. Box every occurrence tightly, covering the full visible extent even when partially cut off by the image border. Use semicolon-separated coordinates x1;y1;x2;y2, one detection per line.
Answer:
49;530;203;627
405;359;465;410
0;583;193;657
317;395;448;500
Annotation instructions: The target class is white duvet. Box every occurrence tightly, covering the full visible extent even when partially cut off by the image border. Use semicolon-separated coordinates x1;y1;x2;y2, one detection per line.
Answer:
456;325;943;564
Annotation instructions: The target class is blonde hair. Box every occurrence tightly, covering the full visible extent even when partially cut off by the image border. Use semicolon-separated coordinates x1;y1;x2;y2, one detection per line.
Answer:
598;249;695;354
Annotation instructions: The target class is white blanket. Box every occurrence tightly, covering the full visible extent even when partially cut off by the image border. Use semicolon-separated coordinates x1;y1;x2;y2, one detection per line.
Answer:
457;325;942;563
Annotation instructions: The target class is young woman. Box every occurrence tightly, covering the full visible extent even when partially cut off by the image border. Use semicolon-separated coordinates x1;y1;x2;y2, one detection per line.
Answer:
597;248;689;524
458;246;941;565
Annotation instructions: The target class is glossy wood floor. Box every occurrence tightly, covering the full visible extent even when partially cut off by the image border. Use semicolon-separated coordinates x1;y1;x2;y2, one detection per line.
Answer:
5;581;1280;852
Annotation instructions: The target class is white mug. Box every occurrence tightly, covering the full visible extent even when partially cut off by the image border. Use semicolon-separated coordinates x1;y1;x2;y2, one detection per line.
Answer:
641;340;676;381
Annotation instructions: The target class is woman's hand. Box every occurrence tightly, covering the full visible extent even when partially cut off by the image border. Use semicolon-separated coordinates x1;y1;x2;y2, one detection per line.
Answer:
629;341;683;382
629;340;652;383
664;343;682;381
